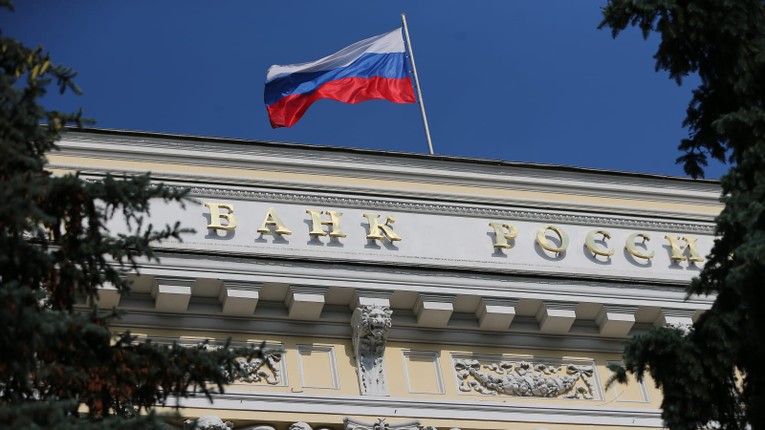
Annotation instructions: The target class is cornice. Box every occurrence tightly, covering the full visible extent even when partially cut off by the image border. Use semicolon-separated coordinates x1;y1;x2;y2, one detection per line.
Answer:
56;131;721;211
60;128;718;185
110;309;629;354
139;252;714;306
174;391;664;427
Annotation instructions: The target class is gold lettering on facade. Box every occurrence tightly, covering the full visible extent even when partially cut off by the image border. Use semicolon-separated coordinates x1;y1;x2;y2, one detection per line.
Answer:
204;202;237;231
198;202;711;272
256;207;292;236
625;232;655;260
536;225;569;254
306;209;346;238
363;213;402;242
585;229;614;257
664;235;705;262
489;223;518;249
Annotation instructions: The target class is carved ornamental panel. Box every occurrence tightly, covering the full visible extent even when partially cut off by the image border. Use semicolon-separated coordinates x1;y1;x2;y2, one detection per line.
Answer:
225;352;283;385
453;357;599;400
188;341;285;387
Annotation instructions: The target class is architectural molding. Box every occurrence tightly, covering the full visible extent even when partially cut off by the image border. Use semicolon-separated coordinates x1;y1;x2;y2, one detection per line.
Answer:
174;392;664;427
136;253;714;307
401;350;445;395
174;417;446;430
536;301;578;334
596;305;638;337
413;294;454;328
296;344;339;390
475;298;517;331
107;307;676;354
285;286;327;320
58;131;721;214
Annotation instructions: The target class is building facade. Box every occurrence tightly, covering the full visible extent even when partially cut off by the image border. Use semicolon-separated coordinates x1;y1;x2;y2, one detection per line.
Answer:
52;129;721;430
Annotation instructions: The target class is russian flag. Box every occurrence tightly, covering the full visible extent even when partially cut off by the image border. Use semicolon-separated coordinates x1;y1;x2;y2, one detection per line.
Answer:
265;28;416;128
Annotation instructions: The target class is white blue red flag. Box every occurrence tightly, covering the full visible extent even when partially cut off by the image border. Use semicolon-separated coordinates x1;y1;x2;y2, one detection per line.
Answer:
264;28;417;128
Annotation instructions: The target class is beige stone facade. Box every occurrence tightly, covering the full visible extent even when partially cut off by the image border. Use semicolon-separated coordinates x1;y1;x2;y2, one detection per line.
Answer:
55;129;721;430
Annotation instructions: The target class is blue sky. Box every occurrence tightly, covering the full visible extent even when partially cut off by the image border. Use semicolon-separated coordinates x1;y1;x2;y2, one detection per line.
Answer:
2;1;728;178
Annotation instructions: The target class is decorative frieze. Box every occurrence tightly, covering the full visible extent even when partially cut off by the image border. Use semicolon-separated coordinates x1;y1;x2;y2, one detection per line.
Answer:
454;358;596;399
351;304;393;396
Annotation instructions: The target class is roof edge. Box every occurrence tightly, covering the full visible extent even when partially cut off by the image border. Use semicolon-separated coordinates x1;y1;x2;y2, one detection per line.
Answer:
61;127;721;184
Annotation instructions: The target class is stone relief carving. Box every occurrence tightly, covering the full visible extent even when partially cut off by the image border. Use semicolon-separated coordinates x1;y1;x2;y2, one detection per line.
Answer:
177;417;456;430
183;415;233;430
238;422;331;430
225;352;282;385
343;417;420;430
454;358;596;399
193;343;282;386
351;304;393;396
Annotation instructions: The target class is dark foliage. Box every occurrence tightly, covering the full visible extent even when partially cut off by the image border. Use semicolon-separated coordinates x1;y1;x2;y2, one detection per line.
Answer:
0;2;259;428
601;1;765;429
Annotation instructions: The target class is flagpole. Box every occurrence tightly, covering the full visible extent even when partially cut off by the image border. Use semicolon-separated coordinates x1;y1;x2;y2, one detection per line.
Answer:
401;13;434;155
